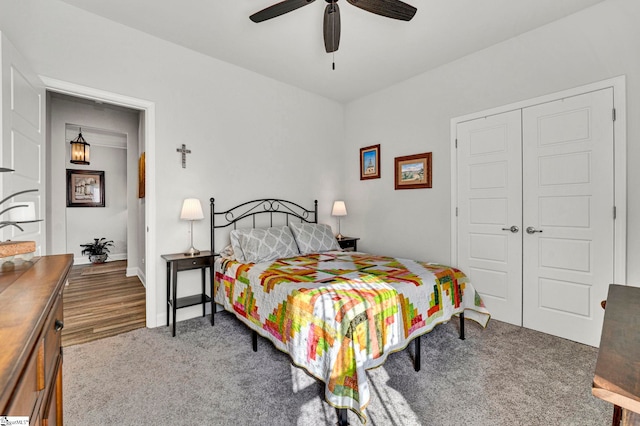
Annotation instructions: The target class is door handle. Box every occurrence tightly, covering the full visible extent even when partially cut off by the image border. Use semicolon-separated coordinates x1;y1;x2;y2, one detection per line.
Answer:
526;226;543;234
501;225;519;233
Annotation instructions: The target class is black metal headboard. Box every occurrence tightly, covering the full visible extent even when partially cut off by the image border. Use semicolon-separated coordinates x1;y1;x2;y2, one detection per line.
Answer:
210;198;318;253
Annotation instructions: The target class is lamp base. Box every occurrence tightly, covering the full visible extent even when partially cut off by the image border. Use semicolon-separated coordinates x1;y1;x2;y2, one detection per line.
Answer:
184;246;201;256
184;220;200;256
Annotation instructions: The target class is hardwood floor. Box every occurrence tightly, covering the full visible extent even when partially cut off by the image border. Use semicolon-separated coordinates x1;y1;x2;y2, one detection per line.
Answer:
62;260;146;347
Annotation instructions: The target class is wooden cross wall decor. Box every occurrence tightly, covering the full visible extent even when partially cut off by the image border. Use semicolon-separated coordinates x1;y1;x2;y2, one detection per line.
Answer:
176;144;191;168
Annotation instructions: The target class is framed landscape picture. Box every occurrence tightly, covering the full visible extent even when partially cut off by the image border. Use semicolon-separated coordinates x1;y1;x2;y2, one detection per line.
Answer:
394;152;432;190
67;169;105;207
360;144;380;180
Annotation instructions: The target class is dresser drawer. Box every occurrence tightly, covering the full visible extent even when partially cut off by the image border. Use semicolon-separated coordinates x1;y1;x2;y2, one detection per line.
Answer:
43;293;63;387
6;340;41;417
41;357;62;426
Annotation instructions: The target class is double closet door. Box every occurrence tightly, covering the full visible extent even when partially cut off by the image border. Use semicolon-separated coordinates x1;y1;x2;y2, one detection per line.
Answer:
456;88;615;347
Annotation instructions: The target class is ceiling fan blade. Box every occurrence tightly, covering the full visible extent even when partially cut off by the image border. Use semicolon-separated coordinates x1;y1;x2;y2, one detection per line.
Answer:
323;3;341;53
346;0;416;21
250;0;316;23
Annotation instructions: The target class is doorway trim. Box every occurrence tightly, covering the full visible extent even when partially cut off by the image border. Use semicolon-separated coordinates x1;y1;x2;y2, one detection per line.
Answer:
41;76;158;328
450;75;627;284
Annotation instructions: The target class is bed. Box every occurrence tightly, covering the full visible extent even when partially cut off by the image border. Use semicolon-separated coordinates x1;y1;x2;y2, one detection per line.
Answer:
210;198;490;424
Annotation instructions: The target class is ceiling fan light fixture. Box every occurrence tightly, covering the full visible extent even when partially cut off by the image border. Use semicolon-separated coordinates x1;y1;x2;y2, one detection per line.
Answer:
250;0;417;53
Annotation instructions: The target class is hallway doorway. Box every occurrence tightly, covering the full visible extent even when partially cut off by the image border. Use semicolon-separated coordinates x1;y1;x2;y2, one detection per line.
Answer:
43;76;158;329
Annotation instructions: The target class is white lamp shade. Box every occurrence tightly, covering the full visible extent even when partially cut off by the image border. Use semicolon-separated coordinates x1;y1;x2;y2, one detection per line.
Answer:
331;201;347;217
180;198;204;221
8;202;36;222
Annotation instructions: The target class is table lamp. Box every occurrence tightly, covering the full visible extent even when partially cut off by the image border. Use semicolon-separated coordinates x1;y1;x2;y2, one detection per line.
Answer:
180;198;204;256
331;200;347;240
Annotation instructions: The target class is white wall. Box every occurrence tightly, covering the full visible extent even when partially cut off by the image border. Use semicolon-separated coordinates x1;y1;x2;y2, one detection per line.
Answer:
48;94;140;266
344;0;640;284
0;0;344;326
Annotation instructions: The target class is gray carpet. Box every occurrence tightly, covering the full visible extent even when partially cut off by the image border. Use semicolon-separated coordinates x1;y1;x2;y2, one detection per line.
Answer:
63;312;611;425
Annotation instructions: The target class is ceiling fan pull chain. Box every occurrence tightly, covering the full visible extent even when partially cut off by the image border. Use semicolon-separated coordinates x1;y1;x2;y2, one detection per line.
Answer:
332;5;336;70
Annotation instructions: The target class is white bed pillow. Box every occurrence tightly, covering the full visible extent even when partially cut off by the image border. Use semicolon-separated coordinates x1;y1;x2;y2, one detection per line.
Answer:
289;222;340;255
219;244;235;260
229;226;300;263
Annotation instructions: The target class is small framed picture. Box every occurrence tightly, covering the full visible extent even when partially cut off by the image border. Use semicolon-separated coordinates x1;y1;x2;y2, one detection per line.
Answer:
360;144;381;180
67;169;105;207
394;152;432;190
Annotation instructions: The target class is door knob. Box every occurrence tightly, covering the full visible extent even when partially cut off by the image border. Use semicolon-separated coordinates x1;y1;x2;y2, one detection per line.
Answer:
501;225;519;233
526;226;543;234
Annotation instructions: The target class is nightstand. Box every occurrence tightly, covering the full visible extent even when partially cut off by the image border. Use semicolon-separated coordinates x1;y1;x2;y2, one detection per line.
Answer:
161;250;215;337
337;236;359;251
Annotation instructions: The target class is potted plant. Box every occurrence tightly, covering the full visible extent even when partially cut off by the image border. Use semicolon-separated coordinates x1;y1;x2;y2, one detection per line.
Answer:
80;238;114;264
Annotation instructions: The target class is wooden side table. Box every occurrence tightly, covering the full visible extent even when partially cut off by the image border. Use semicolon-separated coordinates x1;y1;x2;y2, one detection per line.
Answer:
337;236;359;251
161;251;215;337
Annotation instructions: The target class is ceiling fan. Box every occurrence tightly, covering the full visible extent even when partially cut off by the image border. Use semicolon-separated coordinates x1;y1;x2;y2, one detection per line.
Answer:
250;0;417;53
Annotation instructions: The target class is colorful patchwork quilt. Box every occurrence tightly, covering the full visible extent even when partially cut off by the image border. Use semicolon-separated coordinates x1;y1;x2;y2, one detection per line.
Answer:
214;251;490;423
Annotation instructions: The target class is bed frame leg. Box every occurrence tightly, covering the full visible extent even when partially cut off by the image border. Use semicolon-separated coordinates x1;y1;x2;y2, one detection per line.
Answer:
337;408;349;426
414;335;421;372
459;312;465;340
252;330;258;352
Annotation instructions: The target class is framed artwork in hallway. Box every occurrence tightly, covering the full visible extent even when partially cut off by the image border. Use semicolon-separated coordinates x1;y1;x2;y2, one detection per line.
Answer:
67;169;105;207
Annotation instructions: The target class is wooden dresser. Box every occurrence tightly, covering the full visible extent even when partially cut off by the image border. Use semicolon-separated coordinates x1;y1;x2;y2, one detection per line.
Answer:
0;254;73;425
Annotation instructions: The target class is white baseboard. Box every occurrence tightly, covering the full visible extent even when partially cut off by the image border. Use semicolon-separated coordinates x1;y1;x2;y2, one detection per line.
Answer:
74;256;90;266
74;252;127;266
128;267;146;287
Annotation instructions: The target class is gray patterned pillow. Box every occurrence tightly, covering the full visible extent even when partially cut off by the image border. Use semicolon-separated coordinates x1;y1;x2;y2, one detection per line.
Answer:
229;226;299;263
289;222;340;255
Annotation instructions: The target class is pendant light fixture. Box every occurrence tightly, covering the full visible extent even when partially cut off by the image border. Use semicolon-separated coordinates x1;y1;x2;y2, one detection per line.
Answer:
70;128;90;165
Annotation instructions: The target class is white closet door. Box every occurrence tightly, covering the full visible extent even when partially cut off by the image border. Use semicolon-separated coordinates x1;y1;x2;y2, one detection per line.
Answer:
456;110;523;326
522;88;614;347
0;34;45;254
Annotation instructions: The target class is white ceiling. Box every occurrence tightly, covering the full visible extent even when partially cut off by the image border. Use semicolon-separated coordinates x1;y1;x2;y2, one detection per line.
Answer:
58;0;605;103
